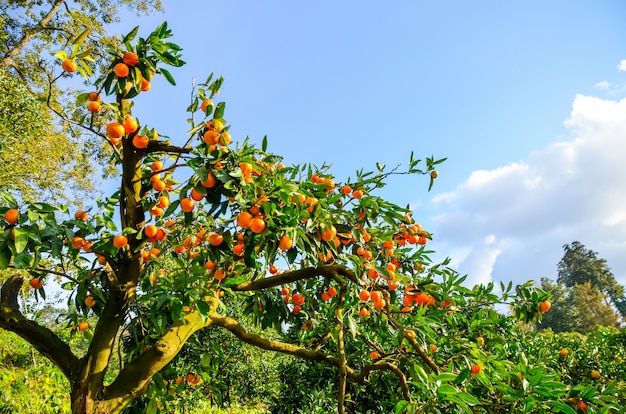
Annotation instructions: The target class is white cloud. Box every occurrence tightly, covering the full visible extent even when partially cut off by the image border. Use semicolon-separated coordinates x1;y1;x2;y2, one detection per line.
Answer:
595;81;610;90
430;94;626;287
618;60;626;72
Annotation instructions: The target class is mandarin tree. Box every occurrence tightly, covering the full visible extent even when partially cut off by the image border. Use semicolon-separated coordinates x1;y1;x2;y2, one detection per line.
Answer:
0;24;623;414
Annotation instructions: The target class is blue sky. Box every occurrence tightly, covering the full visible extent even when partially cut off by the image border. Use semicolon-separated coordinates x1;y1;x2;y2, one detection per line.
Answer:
109;1;626;287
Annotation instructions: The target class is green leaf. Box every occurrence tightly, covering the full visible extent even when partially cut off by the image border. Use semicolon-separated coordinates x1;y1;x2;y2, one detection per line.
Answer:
13;227;29;253
262;135;268;152
436;373;458;382
437;384;458;396
456;392;480;405
0;248;10;269
444;395;472;413
551;402;577;414
214;102;225;119
160;68;176;85
72;28;91;46
394;400;410;414
123;26;139;44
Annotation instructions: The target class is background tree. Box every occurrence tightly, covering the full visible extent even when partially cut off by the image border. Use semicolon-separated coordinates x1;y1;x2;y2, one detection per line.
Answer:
0;0;163;205
0;23;624;414
538;241;624;332
558;241;626;318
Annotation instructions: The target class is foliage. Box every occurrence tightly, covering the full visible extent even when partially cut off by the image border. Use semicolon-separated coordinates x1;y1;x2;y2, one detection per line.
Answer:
0;67;95;204
0;22;625;414
0;0;164;205
540;242;624;333
557;241;625;317
0;329;70;413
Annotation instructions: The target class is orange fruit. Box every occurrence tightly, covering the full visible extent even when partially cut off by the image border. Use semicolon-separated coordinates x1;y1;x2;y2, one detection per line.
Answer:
321;225;337;242
220;132;232;146
373;298;386;309
353;189;364;199
342;185;352;195
84;296;96;308
471;364;481;374
87;92;101;101
430;170;439;179
131;134;148;149
576;401;587;411
369;351;379;359
113;235;128;249
293;305;302;314
4;209;19;225
205;260;216;271
157;195;170;208
74;210;89;221
200;99;214;113
209;233;224;246
359;290;370;301
87;100;101;113
203;130;219;145
207;119;224;132
123;115;139;133
237;211;253;228
281;287;290;296
358;308;370;317
429;344;437;353
201;173;217;188
406;329;416;339
114;62;130;77
30;278;43;289
321;292;331;302
269;265;279;274
144;225;158;239
78;321;89;331
140;77;151;91
190;188;204;201
292;293;305;305
233;242;245;256
71;236;85;249
538;300;551;314
122;51;139;66
328;287;338;297
180;198;195;213
153;179;166;192
239;162;253;176
278;235;293;251
106;122;125;138
62;59;78;73
214;269;226;280
151;161;163;171
559;348;569;357
250;217;266;234
591;370;601;379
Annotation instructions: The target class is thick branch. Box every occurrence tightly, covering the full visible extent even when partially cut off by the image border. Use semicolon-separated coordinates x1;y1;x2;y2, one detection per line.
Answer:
0;0;66;69
336;287;348;414
0;275;79;380
231;264;361;292
102;311;208;411
210;312;363;380
356;362;411;401
145;141;192;154
386;311;440;374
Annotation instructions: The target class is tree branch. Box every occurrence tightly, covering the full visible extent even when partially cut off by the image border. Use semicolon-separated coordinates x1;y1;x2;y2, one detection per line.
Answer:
386;311;440;374
102;310;208;411
0;274;79;380
0;0;66;69
231;264;361;292
356;362;412;401
210;312;363;381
